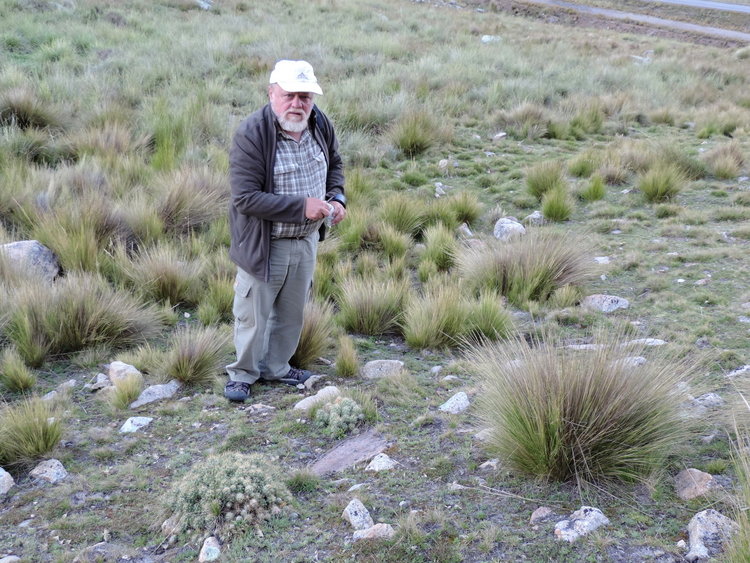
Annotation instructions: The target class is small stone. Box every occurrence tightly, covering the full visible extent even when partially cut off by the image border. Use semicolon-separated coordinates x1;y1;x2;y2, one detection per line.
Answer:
342;498;375;530
438;392;470;414
30;459;68;484
739;316;750;324
365;453;397;472
692;393;724;409
161;515;180;536
441;375;461;382
198;536;221;562
612;356;647;369
119;417;153;434
554;506;609;542
676;468;720;500
481;35;500;43
430;366;443;376
622;338;667;347
474;428;492;442
353;523;396;541
130;380;181;409
0;467;15;495
107;361;142;385
303;374;326;390
457;223;473;238
88;373;111;392
478;459;499;471
685;509;738;562
0;240;60;283
347;483;366;492
581;294;629;313
0;556;21;563
593;256;611;264
727;365;750;378
530;506;554;524
492;131;507;141
493;218;526;241
362;360;405;380
293;386;340;411
522;210;545;226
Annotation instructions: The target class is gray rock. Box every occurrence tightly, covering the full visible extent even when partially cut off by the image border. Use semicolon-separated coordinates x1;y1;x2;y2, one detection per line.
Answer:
353;523;396;541
72;542;129;563
130;380;181;409
727;365;750;378
119;417;154;434
309;429;389;475
42;379;77;402
0;556;21;563
30;459;68;484
693;393;724;410
478;459;499;471
438;392;470;414
685;509;738;562
362;360;405;379
493;218;526;241
107;361;141;385
622;338;667;347
293;386;340;411
430;366;443;376
365;453;397;472
555;506;609;542
198;536;221;562
676;468;720;501
474;428;492;442
86;373;111;392
581;294;629;313
530;506;555;524
522;210;545;226
0;240;60;283
481;35;500;43
0;467;15;495
457;223;473;238
342;498;375;530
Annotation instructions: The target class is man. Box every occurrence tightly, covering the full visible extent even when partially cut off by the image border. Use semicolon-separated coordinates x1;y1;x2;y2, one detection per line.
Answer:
224;59;346;402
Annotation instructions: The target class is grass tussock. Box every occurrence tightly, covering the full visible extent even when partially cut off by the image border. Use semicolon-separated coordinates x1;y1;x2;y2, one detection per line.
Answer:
703;141;745;180
379;193;426;236
0;397;63;468
335;334;359;378
526;160;566;200
0;87;63;130
337;277;411;336
156;166;229;235
421;224;458;271
470;329;694;483
4;274;164;367
108;371;145;410
403;281;468;350
389;109;448;157
638;164;684;203
541;187;575;222
578;174;606;202
458;230;595;309
291;300;335;370
0;347;36;393
162;325;231;387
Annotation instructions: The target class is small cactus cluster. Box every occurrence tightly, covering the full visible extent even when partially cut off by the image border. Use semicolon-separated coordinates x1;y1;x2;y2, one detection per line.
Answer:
313;396;363;437
164;452;290;541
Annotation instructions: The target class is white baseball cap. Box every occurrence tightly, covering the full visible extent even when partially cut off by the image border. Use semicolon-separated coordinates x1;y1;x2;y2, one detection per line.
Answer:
269;60;323;95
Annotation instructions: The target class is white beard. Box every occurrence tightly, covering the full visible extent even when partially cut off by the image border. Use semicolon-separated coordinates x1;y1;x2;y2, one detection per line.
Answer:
277;116;308;133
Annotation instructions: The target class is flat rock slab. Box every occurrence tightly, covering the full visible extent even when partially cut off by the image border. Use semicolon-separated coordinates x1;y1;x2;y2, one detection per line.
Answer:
309;429;389;476
119;417;154;434
581;294;629;313
439;392;470;414
130;380;180;409
362;360;405;379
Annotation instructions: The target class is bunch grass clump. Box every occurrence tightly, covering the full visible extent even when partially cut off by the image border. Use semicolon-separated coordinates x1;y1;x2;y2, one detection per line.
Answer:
0;397;63;468
703;141;745;180
470;329;694;484
389;109;443;157
164;452;291;542
337;277;410;335
313;396;364;437
379;193;425;236
0;87;63;130
638;164;684;203
108;371;144;410
541;187;574;222
0;347;36;392
526;160;566;201
403;281;467;349
162;325;231;386
458;230;595;308
335;334;359;378
421;224;458;271
578;174;606;202
3;274;164;367
290;300;335;370
465;290;514;343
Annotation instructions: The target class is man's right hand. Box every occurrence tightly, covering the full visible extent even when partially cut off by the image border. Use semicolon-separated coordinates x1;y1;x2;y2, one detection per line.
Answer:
304;198;332;221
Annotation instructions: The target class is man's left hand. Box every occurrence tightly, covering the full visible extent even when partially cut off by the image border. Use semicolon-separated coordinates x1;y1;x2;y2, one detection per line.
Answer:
330;201;346;225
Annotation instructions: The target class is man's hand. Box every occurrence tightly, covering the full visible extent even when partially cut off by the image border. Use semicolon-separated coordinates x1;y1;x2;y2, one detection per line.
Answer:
304;198;331;221
329;201;346;225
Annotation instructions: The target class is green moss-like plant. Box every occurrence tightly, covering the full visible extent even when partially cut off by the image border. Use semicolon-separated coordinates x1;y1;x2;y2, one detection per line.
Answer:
313;396;363;437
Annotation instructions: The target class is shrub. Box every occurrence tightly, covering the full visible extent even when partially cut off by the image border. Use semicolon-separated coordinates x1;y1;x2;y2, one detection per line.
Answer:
469;330;694;483
335;334;359;378
4;274;164;367
291;300;335;370
541;187;574;222
313;396;363;437
458;230;595;308
526;160;566;200
638;164;684;203
337;277;410;335
0;398;63;468
163;452;291;542
162;325;231;386
0;347;36;392
578;174;606;202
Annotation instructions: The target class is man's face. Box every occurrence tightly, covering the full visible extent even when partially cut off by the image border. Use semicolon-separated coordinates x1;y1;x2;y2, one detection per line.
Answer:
269;84;314;133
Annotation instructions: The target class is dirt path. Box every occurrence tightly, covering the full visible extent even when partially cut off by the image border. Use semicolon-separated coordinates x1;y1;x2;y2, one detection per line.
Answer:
527;0;750;41
644;0;750;15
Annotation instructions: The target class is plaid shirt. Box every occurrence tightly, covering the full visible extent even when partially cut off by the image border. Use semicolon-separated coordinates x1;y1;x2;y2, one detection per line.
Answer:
271;126;327;239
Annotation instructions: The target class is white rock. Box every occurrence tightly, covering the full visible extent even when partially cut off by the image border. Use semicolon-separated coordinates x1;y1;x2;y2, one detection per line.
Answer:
87;373;111;391
727;365;750;378
119;417;154;434
481;35;500;43
554;506;609;542
0;556;21;563
457;223;473;238
30;459;68;484
581;294;629;313
593;256;611;264
0;240;60;283
365;453;397;472
42;379;77;402
130;380;181;409
478;459;499;471
493;218;526;241
198;536;221;562
347;483;366;492
530;506;554;524
342;498;375;530
622;338;667;347
293;386;340;411
438;392;470;414
474;428;492;442
0;467;15;495
353;523;396;541
492;131;507;141
108;361;142;385
675;468;719;501
685;509;738;562
522;210;545;226
430;366;443;376
362;360;405;379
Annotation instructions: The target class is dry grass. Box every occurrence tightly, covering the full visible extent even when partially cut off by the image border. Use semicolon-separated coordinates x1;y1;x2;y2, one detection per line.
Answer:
162;325;231;387
290;300;336;370
0;397;63;468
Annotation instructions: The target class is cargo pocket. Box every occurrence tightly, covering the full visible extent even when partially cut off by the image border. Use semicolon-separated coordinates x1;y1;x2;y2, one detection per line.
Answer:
233;271;255;326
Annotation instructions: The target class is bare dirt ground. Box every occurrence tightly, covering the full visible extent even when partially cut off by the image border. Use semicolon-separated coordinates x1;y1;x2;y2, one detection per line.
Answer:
459;0;750;47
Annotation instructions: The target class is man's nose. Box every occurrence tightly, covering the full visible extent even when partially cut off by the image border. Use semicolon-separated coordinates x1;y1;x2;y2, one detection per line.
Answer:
290;95;304;107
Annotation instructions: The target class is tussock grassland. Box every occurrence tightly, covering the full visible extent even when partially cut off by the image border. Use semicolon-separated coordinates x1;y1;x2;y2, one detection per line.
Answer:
0;0;749;560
